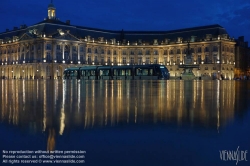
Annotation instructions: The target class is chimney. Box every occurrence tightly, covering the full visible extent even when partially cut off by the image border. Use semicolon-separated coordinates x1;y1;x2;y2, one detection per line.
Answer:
13;27;18;30
66;20;70;25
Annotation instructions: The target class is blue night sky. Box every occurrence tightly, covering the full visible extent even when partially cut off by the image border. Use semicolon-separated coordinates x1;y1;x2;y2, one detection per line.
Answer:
1;0;250;43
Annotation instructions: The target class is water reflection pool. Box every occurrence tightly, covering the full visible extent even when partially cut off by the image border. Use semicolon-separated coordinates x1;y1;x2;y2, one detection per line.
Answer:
0;80;249;166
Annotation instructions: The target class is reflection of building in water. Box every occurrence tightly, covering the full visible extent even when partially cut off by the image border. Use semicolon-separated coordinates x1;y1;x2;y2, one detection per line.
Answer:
0;80;240;135
0;2;236;80
47;128;55;151
62;80;236;130
234;81;249;118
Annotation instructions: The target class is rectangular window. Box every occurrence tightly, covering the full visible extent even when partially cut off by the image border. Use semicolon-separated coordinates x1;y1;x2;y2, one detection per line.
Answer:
176;49;180;54
113;69;131;76
153;50;158;55
46;44;51;50
87;56;91;64
138;50;142;55
136;68;153;76
153;57;157;64
85;70;95;76
138;57;142;65
122;57;126;64
94;56;98;63
107;57;110;64
130;57;134;64
197;47;201;53
100;70;110;76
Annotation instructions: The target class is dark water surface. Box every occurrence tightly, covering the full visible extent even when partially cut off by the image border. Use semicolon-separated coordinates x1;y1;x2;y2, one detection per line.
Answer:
0;80;249;166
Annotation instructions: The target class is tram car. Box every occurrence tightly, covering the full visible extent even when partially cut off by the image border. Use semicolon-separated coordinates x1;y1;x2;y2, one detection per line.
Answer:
63;64;170;80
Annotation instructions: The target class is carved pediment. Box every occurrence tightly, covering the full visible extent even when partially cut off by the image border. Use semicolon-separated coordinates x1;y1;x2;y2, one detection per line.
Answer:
19;33;34;41
55;33;79;41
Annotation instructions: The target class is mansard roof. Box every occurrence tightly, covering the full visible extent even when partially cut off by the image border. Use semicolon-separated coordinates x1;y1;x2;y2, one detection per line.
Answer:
123;24;228;43
0;18;229;44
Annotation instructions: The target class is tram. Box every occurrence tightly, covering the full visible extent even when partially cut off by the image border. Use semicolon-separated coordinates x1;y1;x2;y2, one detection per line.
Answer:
63;64;170;80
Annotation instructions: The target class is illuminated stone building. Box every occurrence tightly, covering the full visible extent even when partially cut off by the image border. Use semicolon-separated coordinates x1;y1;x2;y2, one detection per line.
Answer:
0;1;236;79
234;36;250;78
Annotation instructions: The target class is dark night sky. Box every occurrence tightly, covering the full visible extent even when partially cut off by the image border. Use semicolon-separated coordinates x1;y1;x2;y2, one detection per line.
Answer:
1;0;250;43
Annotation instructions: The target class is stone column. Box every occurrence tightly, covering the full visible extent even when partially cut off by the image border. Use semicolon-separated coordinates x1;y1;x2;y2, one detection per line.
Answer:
167;48;170;63
150;48;153;64
69;44;72;62
34;43;37;63
202;46;205;63
78;44;80;63
53;42;56;61
22;45;25;62
43;42;46;60
217;43;221;63
28;43;31;62
62;43;65;60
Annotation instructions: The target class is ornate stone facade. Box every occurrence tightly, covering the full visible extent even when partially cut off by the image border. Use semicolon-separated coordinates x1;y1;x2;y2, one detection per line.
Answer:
0;2;235;80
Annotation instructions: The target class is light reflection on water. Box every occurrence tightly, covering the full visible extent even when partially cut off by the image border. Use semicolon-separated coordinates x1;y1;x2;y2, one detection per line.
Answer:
0;80;241;131
0;80;249;166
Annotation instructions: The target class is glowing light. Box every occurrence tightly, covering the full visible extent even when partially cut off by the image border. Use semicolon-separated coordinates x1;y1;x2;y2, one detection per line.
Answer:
217;60;220;64
62;60;65;63
23;61;25;63
92;62;95;65
78;61;80;64
127;63;130;65
54;60;57;63
43;60;46;62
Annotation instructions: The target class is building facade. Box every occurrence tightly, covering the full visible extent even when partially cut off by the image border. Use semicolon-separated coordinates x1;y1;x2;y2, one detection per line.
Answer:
0;2;236;80
235;36;250;78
